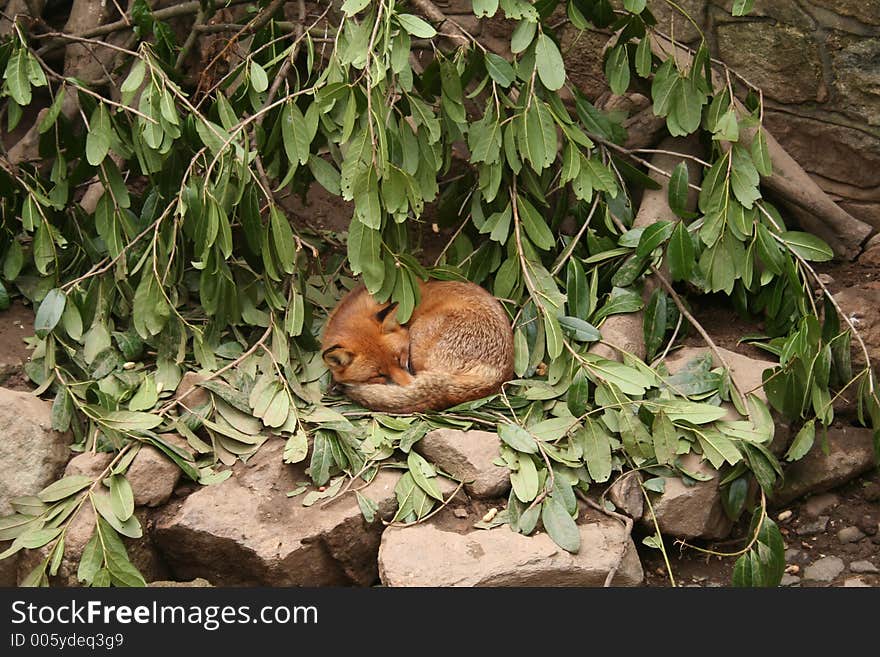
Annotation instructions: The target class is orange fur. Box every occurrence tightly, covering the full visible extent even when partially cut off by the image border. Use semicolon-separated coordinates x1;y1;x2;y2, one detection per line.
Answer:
321;280;514;413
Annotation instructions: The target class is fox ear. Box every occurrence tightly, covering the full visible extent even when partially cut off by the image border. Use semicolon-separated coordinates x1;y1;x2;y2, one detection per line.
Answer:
376;303;401;333
323;346;353;369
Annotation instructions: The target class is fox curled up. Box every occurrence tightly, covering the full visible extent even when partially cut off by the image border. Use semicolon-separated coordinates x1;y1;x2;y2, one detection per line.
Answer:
321;279;514;414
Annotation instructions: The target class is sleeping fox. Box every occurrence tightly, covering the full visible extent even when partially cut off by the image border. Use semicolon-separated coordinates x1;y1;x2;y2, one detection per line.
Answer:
321;279;514;413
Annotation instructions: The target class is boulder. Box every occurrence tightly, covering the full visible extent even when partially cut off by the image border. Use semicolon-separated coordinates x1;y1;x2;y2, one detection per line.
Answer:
153;439;400;586
640;453;733;540
127;445;181;507
0;387;71;515
416;429;510;499
775;425;876;504
378;508;643;587
803;556;845;583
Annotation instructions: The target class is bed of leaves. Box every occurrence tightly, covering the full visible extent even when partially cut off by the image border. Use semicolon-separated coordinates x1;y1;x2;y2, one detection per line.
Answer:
0;0;876;588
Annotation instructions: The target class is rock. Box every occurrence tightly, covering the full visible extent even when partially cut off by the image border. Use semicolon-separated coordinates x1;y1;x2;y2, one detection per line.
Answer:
803;556;845;582
416;429;511;499
0;387;71;515
797;516;829;536
863;482;880;502
153;439;400;586
453;508;469;519
64;452;113;477
763;113;880;192
837;526;866;543
608;472;644;520
785;548;802;562
716;23;823;104
850;560;879;573
857;514;878;536
175;372;210;410
843;577;871;587
126;445;181;507
804;492;840;517
775;425;877;504
149;578;212;587
640;453;733;540
780;573;801;587
378;510;643;587
0;553;18;586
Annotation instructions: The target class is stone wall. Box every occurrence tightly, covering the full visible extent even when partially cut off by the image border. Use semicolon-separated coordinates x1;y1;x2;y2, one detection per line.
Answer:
438;0;880;234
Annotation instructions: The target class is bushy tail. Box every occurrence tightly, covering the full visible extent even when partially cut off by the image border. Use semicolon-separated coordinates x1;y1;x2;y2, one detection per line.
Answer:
345;366;507;414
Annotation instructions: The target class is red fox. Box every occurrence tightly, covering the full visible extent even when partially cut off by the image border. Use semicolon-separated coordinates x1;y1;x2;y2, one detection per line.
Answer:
321;279;514;413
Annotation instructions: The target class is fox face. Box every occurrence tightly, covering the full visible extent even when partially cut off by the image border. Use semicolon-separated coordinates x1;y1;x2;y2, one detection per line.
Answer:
321;288;413;387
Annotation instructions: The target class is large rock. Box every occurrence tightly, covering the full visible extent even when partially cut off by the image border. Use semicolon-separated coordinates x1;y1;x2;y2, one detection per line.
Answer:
0;387;71;515
416;429;510;499
716;23;824;104
641;453;733;540
153;439;400;586
127;445;181;507
378;508;643;587
775;425;877;505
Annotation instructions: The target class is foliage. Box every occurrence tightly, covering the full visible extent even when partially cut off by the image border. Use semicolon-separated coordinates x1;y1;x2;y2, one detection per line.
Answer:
0;0;876;588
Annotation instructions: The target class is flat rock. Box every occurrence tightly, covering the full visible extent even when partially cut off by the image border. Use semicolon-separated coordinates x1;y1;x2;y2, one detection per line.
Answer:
0;387;71;515
837;526;866;543
64;451;113;477
780;574;801;587
153;439;400;586
797;515;829;536
803;556;845;582
850;560;879;574
149;578;213;587
416;429;510;499
378;510;643;587
640;453;733;540
804;492;840;517
127;445;181;507
775;425;877;504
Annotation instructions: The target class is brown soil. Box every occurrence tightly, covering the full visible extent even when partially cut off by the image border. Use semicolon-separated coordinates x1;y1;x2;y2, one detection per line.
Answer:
0;300;35;391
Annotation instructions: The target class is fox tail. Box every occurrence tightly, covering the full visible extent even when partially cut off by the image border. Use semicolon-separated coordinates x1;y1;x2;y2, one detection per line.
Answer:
344;366;507;414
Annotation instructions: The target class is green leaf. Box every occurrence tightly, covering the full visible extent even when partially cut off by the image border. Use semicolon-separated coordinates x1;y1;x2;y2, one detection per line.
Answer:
34;288;66;338
541;496;580;553
784;419;815;461
649;399;727;424
751;128;772;176
652;411;677;466
396;13;437;38
518;195;555;250
249;61;268;93
86;104;112;166
732;0;755;16
557;316;601;342
341;0;371;15
510;453;539;503
38;475;92;503
605;45;630;96
77;532;103;585
781;231;834;262
578;418;612;483
309;431;333;486
97;517;146;586
510;19;536;54
635;35;652;77
498;423;539;454
668;162;690;218
108;474;135;521
485;52;514;86
407;451;443;501
624;0;647;11
356;491;378;523
535;34;566;91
